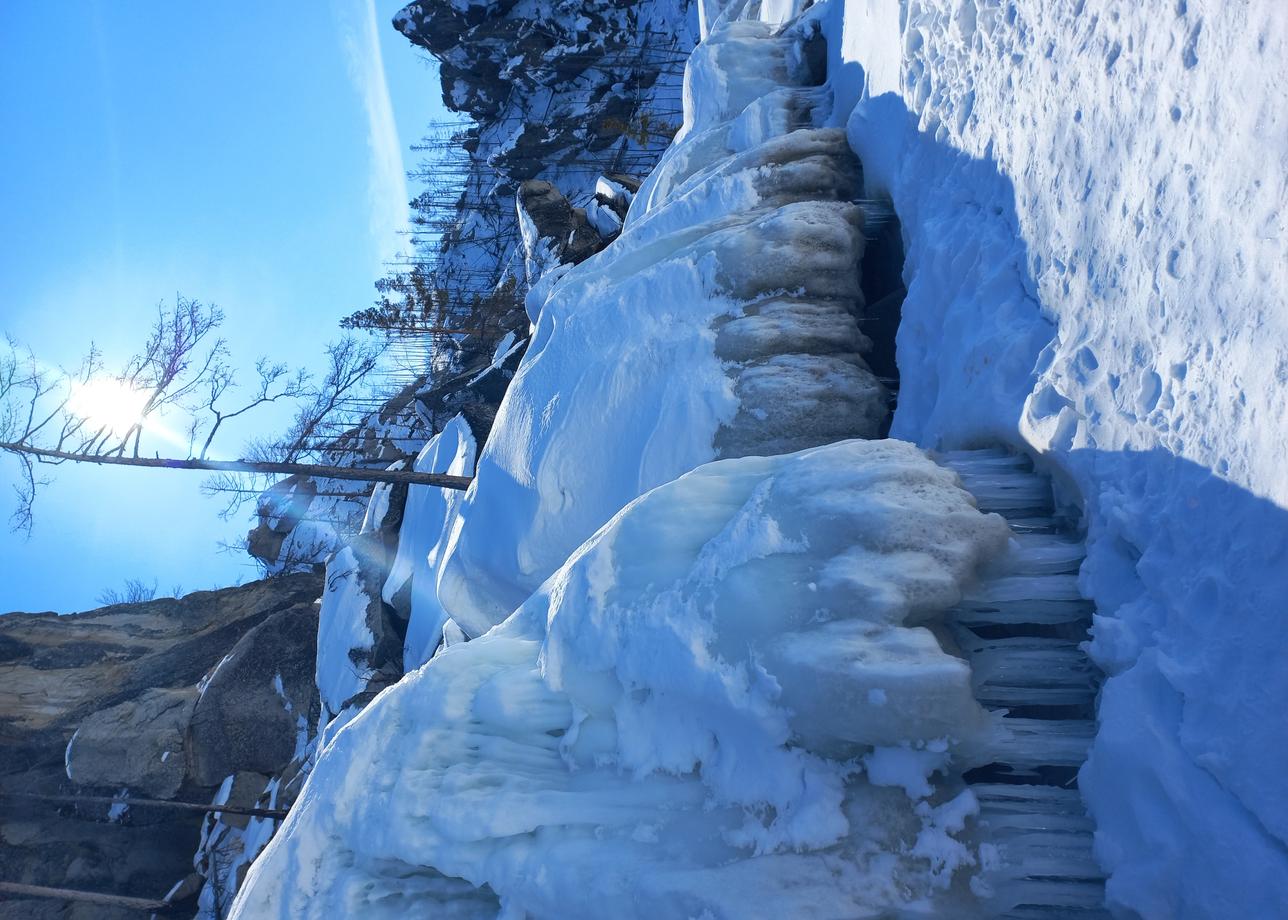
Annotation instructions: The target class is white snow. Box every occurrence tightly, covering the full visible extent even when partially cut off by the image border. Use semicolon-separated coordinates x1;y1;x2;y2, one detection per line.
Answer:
465;331;525;386
314;545;377;718
436;16;885;635
792;0;1288;914
381;414;477;671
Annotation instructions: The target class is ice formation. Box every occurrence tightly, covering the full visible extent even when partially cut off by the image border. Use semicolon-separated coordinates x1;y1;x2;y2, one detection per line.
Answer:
435;12;889;634
236;440;1013;917
232;0;1287;914
382;414;477;672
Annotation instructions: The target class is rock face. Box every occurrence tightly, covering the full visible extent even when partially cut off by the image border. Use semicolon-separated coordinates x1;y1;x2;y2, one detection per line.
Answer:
0;573;321;919
65;688;197;799
517;179;606;282
187;601;320;786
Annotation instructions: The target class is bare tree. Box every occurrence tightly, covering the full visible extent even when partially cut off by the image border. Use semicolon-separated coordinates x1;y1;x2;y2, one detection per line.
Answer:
0;297;471;534
95;577;166;606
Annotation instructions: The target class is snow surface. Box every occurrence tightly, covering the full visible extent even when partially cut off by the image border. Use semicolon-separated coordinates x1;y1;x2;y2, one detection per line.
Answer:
381;414;477;670
435;15;887;635
314;545;376;718
233;440;1010;917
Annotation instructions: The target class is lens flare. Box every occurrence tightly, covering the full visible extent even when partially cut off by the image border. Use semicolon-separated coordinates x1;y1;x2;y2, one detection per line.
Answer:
67;379;149;436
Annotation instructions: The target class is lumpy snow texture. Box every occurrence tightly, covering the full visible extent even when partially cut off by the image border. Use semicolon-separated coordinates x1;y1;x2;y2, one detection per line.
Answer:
315;545;376;716
232;440;1008;918
801;0;1288;915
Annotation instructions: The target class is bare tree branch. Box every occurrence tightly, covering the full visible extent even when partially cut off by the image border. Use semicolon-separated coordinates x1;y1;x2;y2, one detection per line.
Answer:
0;299;470;534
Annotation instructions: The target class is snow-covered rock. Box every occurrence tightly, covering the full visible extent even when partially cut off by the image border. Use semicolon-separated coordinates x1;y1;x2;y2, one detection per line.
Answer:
436;18;888;633
232;0;1286;914
381;414;478;671
232;440;1010;918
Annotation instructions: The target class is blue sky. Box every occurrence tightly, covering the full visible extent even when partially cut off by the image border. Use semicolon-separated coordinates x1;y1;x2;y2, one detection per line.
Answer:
0;2;445;612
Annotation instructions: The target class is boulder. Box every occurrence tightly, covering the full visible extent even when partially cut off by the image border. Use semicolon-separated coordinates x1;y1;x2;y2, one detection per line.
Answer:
64;687;196;798
517;179;606;274
187;601;320;787
0;574;322;913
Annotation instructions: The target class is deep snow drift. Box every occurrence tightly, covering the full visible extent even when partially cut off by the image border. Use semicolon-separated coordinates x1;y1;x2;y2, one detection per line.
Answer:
809;0;1288;915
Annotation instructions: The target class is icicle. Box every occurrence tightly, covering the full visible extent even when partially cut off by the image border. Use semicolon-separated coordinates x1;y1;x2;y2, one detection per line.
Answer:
939;447;1106;914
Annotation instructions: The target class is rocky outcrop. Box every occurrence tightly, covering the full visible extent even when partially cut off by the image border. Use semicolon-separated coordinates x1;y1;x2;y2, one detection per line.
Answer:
0;574;321;918
248;1;696;579
65;688;196;799
517;179;606;280
187;601;320;786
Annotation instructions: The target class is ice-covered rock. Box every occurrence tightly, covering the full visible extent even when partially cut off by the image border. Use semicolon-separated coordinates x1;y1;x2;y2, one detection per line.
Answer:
232;439;1009;918
436;17;888;632
380;414;477;671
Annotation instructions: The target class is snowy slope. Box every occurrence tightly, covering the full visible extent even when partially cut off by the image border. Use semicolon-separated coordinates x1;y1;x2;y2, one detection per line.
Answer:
797;0;1288;915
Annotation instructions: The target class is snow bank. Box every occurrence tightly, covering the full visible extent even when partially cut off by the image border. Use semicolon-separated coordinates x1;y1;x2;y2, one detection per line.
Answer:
314;545;376;716
233;439;1009;918
793;0;1288;914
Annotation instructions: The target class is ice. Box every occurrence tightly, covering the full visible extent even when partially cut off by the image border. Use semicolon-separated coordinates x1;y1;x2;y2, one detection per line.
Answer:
233;439;1012;918
436;18;888;635
380;414;476;672
314;545;376;717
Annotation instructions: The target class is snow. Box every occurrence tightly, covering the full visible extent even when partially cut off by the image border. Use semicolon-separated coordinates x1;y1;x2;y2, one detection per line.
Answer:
792;0;1288;914
583;198;622;237
436;17;886;635
236;0;1284;914
314;545;376;717
233;440;1010;917
465;331;524;386
381;414;477;671
107;790;129;823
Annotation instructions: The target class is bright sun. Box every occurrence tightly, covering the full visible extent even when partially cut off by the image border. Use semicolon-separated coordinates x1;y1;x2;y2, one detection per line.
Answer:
67;379;150;436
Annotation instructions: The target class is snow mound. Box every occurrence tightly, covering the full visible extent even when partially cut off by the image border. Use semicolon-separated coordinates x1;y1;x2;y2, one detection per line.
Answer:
232;439;1009;918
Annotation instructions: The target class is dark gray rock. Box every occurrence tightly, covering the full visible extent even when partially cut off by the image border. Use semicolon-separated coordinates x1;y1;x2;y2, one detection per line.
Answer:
518;179;606;269
65;687;196;798
0;573;322;912
187;601;320;786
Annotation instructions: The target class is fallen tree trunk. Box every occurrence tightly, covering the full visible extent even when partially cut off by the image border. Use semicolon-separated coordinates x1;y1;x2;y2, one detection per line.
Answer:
0;881;177;912
0;442;472;491
7;791;289;820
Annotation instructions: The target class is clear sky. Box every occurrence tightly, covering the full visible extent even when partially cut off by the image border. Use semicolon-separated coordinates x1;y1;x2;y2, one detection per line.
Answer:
0;1;446;612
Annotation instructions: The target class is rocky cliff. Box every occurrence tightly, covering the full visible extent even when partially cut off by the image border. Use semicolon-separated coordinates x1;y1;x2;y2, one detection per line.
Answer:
0;574;321;918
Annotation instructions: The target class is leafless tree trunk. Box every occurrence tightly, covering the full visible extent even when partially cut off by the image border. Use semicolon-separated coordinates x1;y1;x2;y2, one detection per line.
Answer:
1;296;471;534
0;441;470;488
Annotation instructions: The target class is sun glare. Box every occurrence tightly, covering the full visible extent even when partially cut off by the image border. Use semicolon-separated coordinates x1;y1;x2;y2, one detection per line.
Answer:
67;379;150;436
